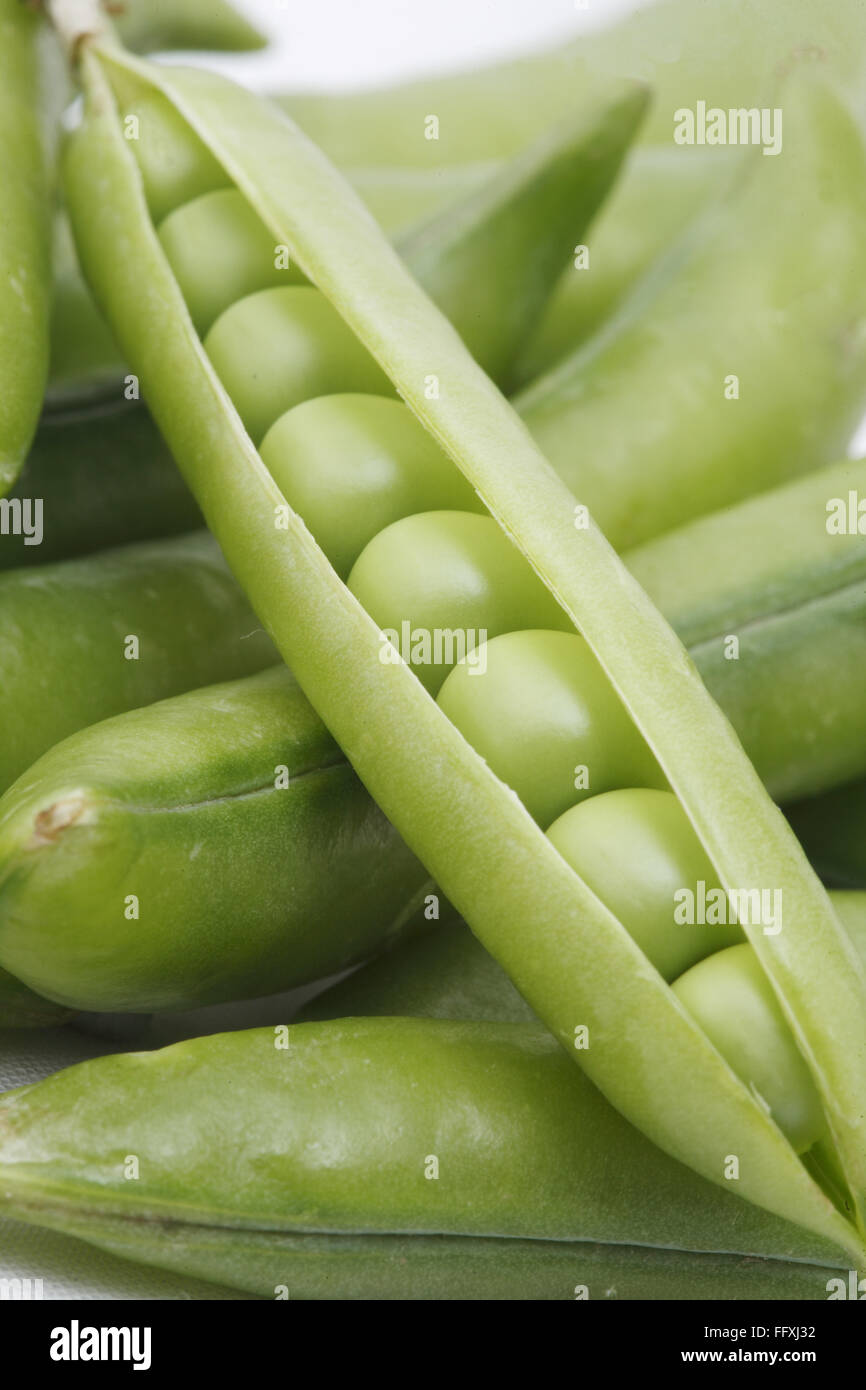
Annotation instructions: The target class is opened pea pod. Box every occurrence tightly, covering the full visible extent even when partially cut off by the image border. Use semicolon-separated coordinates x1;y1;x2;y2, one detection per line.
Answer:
54;16;866;1259
3;457;866;1016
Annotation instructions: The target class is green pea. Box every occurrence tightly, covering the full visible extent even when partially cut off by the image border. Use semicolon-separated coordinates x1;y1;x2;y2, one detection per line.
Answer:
546;789;743;981
437;630;664;827
123;89;228;224
158;189;305;336
671;944;828;1154
260;395;483;578
347;511;572;694
204;286;394;444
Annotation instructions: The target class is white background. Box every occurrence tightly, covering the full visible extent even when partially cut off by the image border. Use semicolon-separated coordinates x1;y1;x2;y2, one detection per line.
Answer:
195;0;649;90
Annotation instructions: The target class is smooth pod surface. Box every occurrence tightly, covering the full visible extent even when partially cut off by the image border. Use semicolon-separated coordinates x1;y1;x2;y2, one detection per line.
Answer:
516;77;866;550
0;532;275;794
0;401;201;571
0;1020;851;1299
0;0;51;495
0;668;431;1012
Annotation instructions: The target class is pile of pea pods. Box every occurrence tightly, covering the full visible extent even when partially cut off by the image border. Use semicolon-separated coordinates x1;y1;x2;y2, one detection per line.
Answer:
2;0;866;1301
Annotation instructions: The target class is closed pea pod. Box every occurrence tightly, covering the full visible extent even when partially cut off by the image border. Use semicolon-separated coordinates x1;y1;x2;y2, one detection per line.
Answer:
57;33;866;1255
0;667;433;1013
0;0;51;495
0;400;202;571
275;0;866;165
112;0;265;55
0;532;275;795
3;457;864;1017
513;78;866;547
0;1019;853;1301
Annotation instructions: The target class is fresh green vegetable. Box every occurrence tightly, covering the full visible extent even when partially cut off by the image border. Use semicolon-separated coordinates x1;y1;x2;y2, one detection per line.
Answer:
515;78;866;547
57;32;866;1252
0;400;201;572
276;0;866;166
0;667;432;1012
2;454;863;1016
0;1019;852;1300
0;532;275;795
113;0;265;54
0;0;51;496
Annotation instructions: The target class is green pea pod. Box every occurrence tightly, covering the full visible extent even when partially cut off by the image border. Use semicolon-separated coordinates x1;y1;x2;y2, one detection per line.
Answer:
395;94;648;386
59;38;866;1254
47;80;646;402
0;667;433;1012
113;0;265;54
37;109;640;563
0;532;276;795
3;459;865;1013
0;0;51;496
277;0;866;166
515;83;866;547
43;78;866;555
512;147;727;384
0;400;202;571
46;167;485;402
0;1021;852;1301
626;456;866;804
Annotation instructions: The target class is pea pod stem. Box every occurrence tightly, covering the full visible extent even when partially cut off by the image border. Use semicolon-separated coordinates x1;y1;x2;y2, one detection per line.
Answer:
58;36;866;1255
